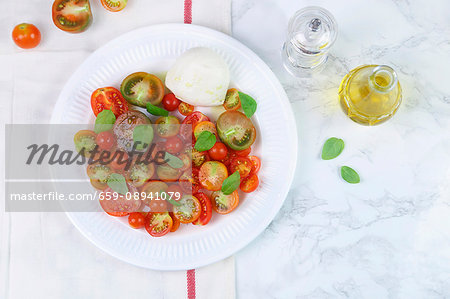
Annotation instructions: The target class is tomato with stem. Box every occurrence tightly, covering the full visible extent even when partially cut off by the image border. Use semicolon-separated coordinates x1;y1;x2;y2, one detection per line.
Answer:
12;23;41;49
52;0;92;33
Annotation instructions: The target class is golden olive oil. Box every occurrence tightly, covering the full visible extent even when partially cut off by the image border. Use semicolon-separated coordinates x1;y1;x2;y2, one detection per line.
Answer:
339;65;402;125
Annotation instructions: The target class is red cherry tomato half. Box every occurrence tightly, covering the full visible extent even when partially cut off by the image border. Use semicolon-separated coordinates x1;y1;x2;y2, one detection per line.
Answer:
211;190;239;214
162;93;181;111
231;147;252;157
169;212;180;232
229;157;253;179
99;185;142;216
178;102;195;116
165;136;184;155
96;131;115;151
52;0;92;33
91;87;128;117
193;192;212;226
128;212;146;229
180;111;210;141
12;23;41;49
248;155;261;174
240;174;259;193
208;142;228;161
145;212;172;237
109;151;130;171
100;0;127;12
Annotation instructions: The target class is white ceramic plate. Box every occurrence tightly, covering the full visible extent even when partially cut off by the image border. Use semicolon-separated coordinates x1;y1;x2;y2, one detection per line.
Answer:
50;24;297;270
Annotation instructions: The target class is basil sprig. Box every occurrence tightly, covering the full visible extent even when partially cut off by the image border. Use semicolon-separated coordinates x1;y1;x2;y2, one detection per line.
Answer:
194;131;216;152
221;171;240;195
238;92;257;118
133;125;154;151
164;152;184;169
321;137;345;160
146;103;169;117
341;166;360;184
107;173;128;195
95;109;116;133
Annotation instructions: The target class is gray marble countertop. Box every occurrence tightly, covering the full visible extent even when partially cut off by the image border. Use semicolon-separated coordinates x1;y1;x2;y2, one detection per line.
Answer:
232;0;450;298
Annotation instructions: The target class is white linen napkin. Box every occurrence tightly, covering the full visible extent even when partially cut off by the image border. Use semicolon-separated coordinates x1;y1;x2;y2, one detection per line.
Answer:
0;1;234;298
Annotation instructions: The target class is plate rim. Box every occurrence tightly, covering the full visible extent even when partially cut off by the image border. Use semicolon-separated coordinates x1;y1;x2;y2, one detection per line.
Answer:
51;23;298;270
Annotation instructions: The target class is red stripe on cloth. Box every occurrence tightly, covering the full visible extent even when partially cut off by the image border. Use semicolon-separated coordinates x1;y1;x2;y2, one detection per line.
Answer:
187;269;196;299
184;0;192;24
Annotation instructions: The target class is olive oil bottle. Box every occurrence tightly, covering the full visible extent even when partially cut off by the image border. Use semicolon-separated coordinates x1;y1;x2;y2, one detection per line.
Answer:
339;65;402;125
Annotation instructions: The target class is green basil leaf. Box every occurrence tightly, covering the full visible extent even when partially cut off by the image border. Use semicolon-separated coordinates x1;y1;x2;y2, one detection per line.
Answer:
238;91;257;118
164;152;184;169
133;125;154;151
341;166;360;184
194;131;216;152
321;137;345;160
221;171;241;195
107;173;128;195
146;103;169;117
94;109;116;134
160;191;182;207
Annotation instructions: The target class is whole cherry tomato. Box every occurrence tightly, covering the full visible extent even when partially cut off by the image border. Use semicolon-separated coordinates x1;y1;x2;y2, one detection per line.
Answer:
12;23;41;49
96;131;115;151
128;212;146;229
162;93;181;111
208;142;228;161
165;136;184;155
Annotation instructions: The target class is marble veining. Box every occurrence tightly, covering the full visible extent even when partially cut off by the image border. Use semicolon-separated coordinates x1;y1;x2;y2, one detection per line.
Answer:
232;0;450;298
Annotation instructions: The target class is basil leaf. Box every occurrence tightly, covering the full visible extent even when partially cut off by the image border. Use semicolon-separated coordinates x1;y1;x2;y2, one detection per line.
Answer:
238;91;257;118
194;131;216;152
321;137;345;160
160;191;182;207
107;173;128;195
221;171;241;195
341;166;360;184
95;109;116;134
164;152;184;169
133;125;154;151
146;103;169;117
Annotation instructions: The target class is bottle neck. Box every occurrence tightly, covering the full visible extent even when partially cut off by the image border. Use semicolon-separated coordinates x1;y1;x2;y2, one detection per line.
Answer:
368;65;398;93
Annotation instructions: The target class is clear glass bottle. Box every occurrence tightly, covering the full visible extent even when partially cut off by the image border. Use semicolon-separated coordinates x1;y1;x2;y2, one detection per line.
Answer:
339;65;402;125
282;6;338;77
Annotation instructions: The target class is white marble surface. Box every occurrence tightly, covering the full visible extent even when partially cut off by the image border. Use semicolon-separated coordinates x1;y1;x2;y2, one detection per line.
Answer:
232;0;450;298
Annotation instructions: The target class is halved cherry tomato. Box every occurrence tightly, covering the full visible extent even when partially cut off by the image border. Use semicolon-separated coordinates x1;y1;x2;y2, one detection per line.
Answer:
145;212;172;237
178;153;192;172
180;111;209;140
113;110;151;152
12;23;41;49
192;148;209;168
193;192;212;226
141;180;168;207
231;147;252;157
223;88;241;111
199;161;228;191
179;169;201;194
219;150;236;168
169;212;180;232
128;212;146;229
155;116;180;138
208;142;228;161
109;150;130;171
162;93;181;111
211;190;239;214
96;131;115;151
165;136;183;154
248;155;261;174
52;0;92;33
156;164;181;182
99;185;142;216
178;102;194;116
172;195;201;223
120;72;164;107
240;174;259;193
100;0;127;12
217;111;256;151
91;87;129;117
87;162;112;190
74;130;97;157
194;121;217;139
229;156;253;179
125;161;155;187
